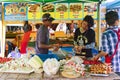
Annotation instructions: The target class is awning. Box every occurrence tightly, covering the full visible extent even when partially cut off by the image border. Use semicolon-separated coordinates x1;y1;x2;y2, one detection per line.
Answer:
0;0;100;3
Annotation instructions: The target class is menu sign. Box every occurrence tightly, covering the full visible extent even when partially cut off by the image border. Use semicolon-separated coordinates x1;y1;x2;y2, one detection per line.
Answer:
84;3;97;19
0;3;2;20
55;3;68;19
42;3;55;18
69;3;82;19
4;3;27;21
28;3;41;20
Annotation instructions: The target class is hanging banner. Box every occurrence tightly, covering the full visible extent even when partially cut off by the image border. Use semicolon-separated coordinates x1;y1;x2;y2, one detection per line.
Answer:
27;3;41;20
69;3;82;19
84;3;97;19
42;3;55;18
55;3;68;19
4;2;27;21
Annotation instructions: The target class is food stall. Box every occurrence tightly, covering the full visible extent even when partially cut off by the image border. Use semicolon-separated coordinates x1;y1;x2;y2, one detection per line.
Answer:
2;0;100;56
0;0;120;80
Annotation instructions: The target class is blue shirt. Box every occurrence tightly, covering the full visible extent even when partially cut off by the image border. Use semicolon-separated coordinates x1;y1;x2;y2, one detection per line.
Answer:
101;27;120;72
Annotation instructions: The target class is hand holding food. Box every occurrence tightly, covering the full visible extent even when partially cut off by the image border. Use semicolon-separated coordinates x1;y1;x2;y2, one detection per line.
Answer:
74;46;83;54
53;44;60;51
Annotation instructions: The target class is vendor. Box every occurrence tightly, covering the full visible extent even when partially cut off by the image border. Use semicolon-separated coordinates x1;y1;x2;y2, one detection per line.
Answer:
74;15;95;57
35;13;59;54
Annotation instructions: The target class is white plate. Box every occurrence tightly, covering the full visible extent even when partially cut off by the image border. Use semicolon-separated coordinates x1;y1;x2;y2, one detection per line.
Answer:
90;74;109;77
0;69;34;74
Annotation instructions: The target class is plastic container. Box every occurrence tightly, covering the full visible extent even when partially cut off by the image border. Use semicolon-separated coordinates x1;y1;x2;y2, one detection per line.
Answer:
31;54;60;62
61;46;73;53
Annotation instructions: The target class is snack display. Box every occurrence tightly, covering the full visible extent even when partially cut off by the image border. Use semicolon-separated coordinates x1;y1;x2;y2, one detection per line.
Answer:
0;57;12;64
42;4;54;12
60;56;85;78
83;59;102;65
0;58;33;73
90;63;112;74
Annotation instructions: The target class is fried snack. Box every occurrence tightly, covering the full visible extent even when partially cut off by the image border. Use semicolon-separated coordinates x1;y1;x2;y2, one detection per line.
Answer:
90;64;112;74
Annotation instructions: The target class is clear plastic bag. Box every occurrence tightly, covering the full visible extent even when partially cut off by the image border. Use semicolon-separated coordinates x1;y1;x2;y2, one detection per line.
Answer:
7;47;21;58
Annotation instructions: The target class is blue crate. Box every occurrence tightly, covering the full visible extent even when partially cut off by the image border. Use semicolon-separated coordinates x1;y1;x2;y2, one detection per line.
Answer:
61;47;73;53
31;54;60;62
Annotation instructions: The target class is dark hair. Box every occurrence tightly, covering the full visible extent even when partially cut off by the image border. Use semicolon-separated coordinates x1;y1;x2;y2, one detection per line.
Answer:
42;13;55;22
83;15;94;27
35;24;40;29
105;11;119;26
23;21;32;32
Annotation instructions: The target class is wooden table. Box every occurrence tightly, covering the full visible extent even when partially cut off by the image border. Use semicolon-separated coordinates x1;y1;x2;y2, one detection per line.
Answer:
0;72;120;80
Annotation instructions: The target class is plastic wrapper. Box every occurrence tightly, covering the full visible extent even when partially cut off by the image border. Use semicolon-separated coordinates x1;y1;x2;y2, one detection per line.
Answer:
43;58;60;76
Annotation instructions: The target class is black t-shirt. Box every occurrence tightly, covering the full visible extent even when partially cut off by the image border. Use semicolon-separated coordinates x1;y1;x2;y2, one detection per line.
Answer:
74;28;95;46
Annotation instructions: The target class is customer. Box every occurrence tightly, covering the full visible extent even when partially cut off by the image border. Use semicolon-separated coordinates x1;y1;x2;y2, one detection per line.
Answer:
35;13;59;54
74;15;95;57
70;20;77;33
93;11;120;74
20;21;32;54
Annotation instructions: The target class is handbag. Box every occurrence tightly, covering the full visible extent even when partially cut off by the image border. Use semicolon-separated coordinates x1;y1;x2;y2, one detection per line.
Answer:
105;29;120;63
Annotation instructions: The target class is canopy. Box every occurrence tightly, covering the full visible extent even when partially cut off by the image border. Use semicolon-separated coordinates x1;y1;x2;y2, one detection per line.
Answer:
105;0;120;9
0;0;100;3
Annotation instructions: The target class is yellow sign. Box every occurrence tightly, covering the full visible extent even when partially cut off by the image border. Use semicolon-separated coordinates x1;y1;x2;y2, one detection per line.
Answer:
42;12;55;18
55;12;68;19
84;12;97;19
28;12;41;20
28;3;41;20
69;3;82;19
70;11;82;19
84;3;97;19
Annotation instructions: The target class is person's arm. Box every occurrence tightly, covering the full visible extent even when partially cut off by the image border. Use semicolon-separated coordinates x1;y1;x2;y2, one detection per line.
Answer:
92;33;110;60
93;51;108;60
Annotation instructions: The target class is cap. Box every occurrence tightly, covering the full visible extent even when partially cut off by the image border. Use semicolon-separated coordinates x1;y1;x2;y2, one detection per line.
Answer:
42;13;55;21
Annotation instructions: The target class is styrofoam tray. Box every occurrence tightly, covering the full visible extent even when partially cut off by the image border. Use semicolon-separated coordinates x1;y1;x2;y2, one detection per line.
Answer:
90;74;109;77
0;69;34;74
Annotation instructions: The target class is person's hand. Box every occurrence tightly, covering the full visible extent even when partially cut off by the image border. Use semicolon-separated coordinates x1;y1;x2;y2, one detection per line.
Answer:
91;55;99;61
74;46;83;52
53;44;60;51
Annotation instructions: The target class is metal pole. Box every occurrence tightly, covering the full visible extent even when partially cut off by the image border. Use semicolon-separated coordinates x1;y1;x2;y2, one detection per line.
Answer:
98;0;102;50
